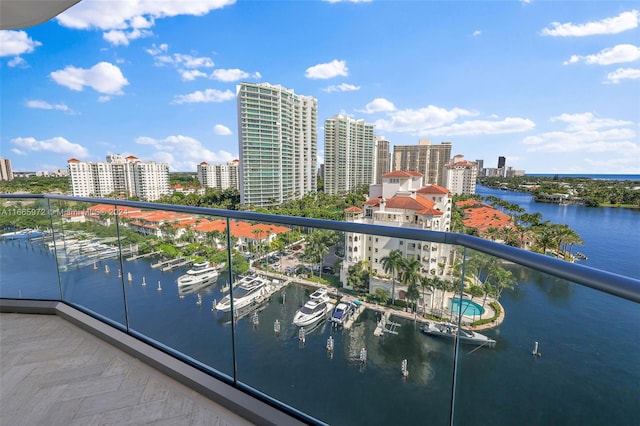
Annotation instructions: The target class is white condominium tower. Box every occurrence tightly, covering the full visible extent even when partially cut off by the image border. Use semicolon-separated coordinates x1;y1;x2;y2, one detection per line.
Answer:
443;154;478;195
197;160;240;190
324;115;375;195
237;82;317;207
67;155;170;201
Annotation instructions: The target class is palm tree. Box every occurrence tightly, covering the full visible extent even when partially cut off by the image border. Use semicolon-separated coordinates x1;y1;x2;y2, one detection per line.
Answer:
419;275;435;312
306;230;330;278
381;249;404;304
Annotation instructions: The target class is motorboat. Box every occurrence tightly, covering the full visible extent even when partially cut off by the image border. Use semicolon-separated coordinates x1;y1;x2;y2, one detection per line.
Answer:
177;261;223;290
420;321;496;348
331;301;354;326
293;289;333;327
215;275;272;313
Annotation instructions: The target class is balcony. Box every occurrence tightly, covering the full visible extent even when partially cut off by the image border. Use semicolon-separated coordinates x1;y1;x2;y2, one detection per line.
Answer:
1;194;639;425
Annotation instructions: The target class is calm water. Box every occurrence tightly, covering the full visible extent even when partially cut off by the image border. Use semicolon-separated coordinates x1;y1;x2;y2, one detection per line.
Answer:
1;192;639;425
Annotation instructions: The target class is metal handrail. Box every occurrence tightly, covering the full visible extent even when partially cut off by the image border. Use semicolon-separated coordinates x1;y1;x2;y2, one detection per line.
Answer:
3;193;639;303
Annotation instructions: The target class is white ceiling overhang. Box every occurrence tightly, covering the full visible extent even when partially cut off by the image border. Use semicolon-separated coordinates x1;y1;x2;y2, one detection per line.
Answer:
1;0;81;30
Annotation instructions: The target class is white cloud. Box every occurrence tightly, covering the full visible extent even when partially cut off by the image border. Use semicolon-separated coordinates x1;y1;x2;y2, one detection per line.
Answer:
103;28;152;46
305;59;348;79
181;70;208;81
135;134;235;171
427;117;535;136
98;96;112;103
8;57;27;67
172;88;235;104
323;83;360;92
550;112;633;131
213;124;232;135
10;137;89;158
210;68;261;82
145;43;168;55
565;44;640;66
26;100;73;113
359;98;396;113
472;30;482;37
523;112;638;154
57;0;236;45
0;30;42;57
541;10;639;37
374;105;478;133
606;67;640;83
50;62;129;95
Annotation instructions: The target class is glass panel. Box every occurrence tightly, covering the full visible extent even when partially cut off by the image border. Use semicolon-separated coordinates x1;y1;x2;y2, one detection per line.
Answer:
120;206;235;378
50;200;127;326
452;249;640;424
232;222;457;425
0;197;60;299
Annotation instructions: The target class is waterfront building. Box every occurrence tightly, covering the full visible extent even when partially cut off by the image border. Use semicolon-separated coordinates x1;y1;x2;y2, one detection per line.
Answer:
0;158;14;181
197;160;239;190
67;155;170;201
443;154;478;195
392;140;452;187
237;82;317;207
324;114;375;195
373;136;391;185
341;171;453;305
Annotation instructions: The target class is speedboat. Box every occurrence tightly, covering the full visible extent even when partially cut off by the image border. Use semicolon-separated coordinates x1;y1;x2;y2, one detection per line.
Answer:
420;321;496;348
331;301;354;326
293;289;333;327
177;261;223;290
215;275;272;313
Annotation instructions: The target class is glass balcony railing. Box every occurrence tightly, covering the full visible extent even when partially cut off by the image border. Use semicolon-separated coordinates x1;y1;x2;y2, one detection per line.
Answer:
1;194;638;425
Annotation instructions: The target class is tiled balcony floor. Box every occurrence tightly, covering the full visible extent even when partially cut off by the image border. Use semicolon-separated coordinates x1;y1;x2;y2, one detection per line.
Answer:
0;313;253;426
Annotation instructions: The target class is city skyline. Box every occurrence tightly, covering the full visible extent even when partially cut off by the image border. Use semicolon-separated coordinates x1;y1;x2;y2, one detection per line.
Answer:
1;1;639;174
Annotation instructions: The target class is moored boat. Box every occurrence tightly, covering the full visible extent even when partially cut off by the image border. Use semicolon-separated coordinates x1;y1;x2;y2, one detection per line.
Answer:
215;274;272;313
177;261;223;290
330;301;354;326
420;321;496;348
293;289;333;327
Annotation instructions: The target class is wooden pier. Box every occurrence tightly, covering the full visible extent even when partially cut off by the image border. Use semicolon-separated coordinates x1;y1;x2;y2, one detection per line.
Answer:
127;251;161;261
162;259;192;271
152;257;187;269
344;304;365;330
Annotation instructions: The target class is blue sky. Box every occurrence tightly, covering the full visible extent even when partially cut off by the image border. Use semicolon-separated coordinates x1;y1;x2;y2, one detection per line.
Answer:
1;0;639;174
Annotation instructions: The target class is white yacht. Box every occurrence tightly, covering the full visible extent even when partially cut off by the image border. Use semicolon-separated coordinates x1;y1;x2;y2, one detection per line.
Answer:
420;321;496;348
177;261;223;290
293;289;333;327
215;275;272;313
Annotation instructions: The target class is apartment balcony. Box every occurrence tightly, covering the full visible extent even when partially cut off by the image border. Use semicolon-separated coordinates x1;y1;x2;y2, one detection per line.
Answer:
1;194;639;426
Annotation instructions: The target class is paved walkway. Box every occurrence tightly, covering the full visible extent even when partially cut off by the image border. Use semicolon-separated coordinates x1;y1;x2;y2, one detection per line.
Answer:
0;313;253;426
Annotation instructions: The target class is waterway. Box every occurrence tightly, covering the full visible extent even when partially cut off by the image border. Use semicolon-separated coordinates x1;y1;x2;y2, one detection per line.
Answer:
1;191;638;425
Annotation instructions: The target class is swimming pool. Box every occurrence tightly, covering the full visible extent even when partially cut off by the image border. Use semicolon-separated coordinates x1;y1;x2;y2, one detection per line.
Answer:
449;297;485;317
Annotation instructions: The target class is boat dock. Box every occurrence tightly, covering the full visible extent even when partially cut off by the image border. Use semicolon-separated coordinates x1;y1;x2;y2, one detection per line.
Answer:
152;257;187;269
127;251;161;261
343;304;365;330
162;259;192;272
374;311;400;336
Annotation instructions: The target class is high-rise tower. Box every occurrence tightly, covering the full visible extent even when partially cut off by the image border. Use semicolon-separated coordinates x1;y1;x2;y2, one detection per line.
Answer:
392;140;452;186
373;136;391;185
237;83;317;207
324;115;375;195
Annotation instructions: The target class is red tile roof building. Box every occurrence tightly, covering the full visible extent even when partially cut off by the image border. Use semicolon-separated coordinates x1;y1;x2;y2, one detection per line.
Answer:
341;171;454;303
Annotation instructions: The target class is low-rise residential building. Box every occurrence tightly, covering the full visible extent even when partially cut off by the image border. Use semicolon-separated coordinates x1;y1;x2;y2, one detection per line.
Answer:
341;171;453;304
443;154;478;195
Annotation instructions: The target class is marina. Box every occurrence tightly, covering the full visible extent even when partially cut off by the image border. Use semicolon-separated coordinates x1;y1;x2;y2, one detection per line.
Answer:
0;188;638;425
